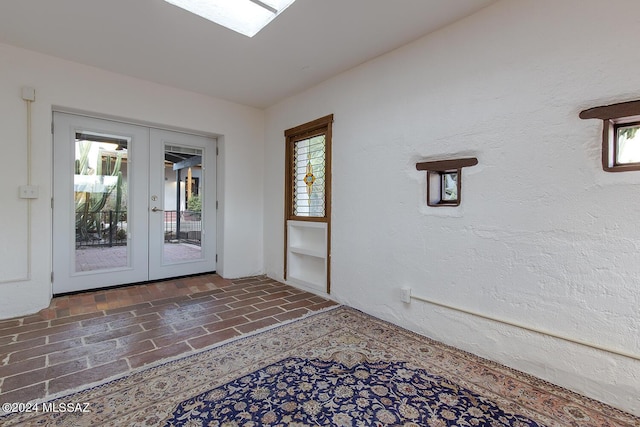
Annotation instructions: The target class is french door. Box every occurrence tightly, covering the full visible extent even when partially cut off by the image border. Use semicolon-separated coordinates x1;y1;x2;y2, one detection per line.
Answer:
52;112;216;294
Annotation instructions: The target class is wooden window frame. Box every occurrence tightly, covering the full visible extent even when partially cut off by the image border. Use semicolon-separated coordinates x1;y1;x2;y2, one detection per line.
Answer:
580;100;640;172
427;170;461;207
612;120;640;168
416;157;478;207
284;115;333;222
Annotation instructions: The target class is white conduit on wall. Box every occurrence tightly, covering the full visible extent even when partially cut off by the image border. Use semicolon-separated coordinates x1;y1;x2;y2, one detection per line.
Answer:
0;90;34;284
409;293;640;362
25;94;33;281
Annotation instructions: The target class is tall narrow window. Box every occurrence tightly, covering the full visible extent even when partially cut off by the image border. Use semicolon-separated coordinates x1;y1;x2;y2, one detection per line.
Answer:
292;134;326;217
284;115;333;294
285;115;333;220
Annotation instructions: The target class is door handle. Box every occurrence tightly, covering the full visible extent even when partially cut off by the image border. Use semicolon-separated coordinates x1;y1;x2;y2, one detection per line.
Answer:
151;207;164;212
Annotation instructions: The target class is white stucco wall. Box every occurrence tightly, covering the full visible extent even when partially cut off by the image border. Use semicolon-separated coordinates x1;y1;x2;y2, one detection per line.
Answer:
0;42;264;318
264;0;640;415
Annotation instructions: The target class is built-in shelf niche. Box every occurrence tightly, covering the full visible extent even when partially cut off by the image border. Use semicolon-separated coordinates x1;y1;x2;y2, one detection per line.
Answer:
286;220;328;292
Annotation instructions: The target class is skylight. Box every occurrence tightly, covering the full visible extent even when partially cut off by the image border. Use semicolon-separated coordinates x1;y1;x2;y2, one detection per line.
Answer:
164;0;297;37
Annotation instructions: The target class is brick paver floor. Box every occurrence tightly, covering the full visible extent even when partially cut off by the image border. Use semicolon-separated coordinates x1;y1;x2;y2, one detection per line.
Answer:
0;274;337;404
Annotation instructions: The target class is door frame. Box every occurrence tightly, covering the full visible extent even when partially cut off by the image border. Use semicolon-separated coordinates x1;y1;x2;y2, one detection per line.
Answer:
51;109;220;294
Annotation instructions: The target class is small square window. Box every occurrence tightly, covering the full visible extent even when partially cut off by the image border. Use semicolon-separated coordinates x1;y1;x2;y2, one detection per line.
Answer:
580;100;640;172
416;157;477;207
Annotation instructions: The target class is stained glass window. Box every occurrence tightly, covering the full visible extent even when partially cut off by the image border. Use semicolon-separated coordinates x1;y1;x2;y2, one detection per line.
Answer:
292;135;326;217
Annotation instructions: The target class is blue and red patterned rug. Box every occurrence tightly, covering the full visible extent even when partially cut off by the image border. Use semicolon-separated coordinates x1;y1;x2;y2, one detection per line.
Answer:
166;357;541;426
2;306;638;426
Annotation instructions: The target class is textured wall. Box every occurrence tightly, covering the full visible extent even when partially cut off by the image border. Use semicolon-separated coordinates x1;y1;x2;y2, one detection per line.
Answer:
0;42;265;318
265;0;640;415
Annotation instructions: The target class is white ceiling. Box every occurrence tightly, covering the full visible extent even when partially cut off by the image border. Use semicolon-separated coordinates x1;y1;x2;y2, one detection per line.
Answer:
0;0;496;108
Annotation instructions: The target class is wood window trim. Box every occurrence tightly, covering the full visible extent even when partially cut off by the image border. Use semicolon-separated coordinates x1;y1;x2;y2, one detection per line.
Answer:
416;157;478;172
416;157;477;207
284;114;333;221
580;100;640;172
284;114;333;293
579;100;640;121
285;114;334;140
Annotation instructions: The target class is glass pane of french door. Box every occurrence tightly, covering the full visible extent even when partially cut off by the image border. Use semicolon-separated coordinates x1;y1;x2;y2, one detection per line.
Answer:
74;133;130;272
162;144;204;263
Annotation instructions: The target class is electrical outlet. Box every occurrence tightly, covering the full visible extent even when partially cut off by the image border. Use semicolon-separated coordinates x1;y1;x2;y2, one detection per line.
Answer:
400;287;412;304
19;185;39;199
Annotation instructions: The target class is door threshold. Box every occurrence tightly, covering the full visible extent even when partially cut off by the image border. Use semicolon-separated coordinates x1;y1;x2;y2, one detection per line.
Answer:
53;270;217;297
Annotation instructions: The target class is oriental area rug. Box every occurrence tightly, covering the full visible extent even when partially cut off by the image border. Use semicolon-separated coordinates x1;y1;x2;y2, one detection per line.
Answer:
1;306;638;426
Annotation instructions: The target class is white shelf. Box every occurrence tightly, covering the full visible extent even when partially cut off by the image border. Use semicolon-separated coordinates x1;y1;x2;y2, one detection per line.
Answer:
287;220;328;293
289;245;325;258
